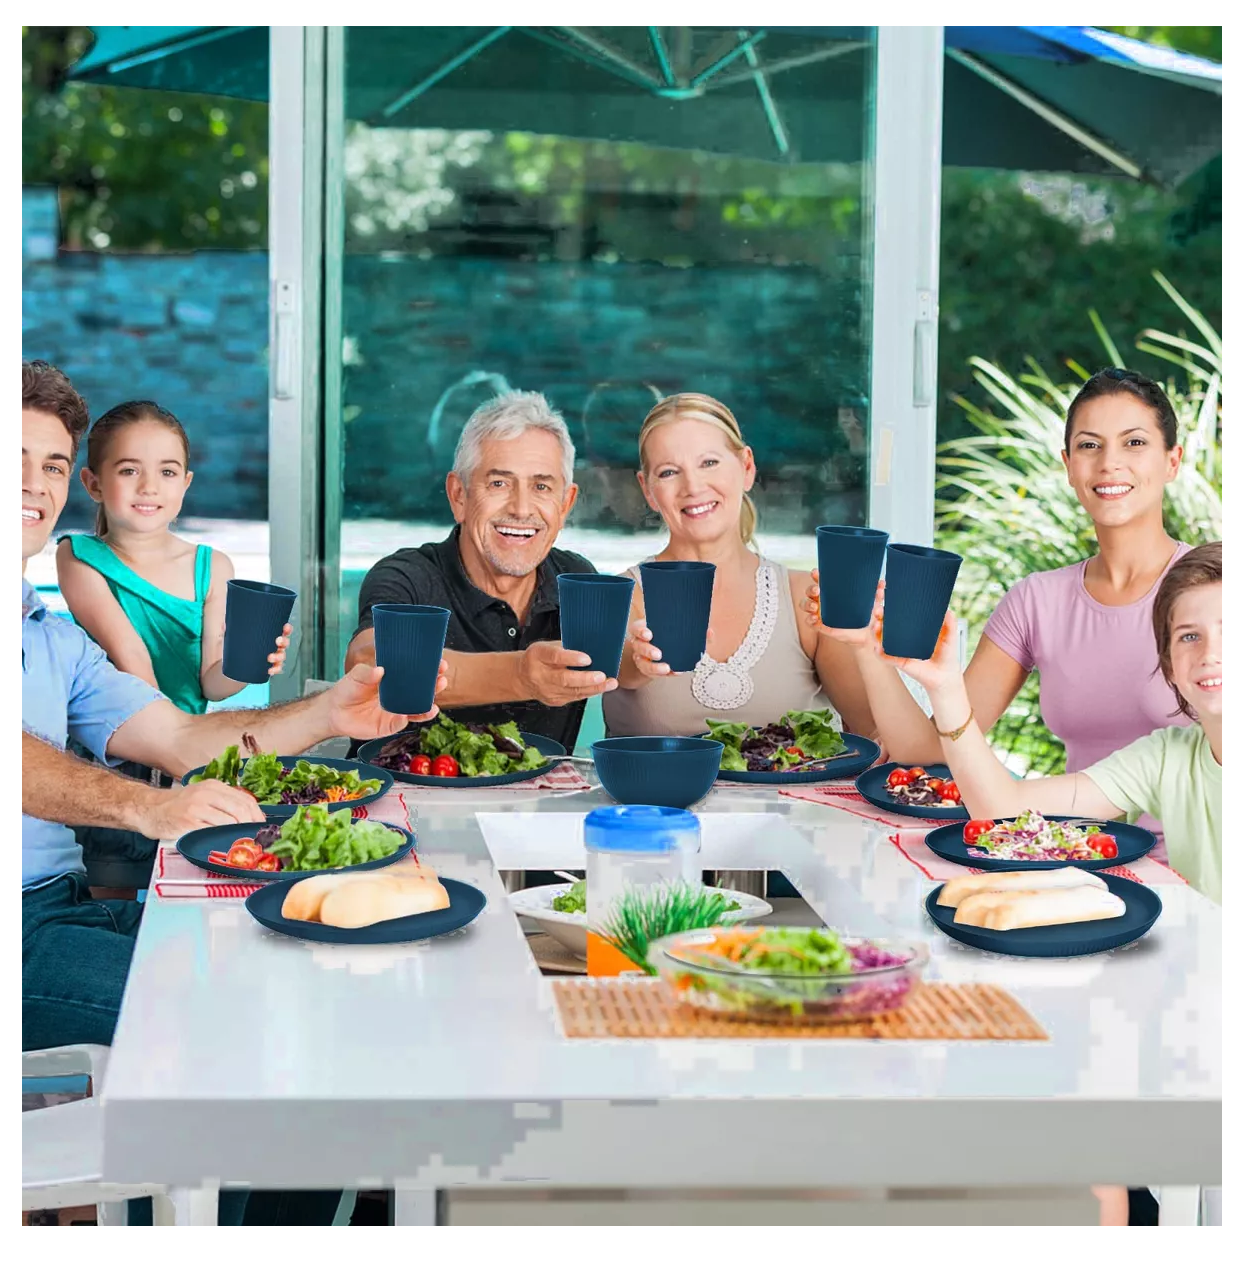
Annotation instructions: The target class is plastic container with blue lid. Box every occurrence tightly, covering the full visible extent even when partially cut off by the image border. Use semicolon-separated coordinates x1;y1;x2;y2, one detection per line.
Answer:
584;806;702;975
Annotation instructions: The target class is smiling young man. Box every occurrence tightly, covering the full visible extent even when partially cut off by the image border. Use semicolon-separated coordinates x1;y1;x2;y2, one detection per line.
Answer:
22;361;447;1052
346;390;614;752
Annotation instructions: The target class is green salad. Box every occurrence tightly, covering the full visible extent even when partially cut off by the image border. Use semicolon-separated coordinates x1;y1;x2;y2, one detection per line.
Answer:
551;879;739;917
191;735;383;806
372;716;547;778
705;709;846;773
657;927;915;1020
264;804;404;871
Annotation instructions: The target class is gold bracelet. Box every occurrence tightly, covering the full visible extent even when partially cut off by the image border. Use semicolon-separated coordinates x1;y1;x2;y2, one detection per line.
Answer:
933;706;976;742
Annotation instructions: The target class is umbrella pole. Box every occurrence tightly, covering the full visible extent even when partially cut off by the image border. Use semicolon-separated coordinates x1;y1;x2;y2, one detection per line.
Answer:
945;47;1149;182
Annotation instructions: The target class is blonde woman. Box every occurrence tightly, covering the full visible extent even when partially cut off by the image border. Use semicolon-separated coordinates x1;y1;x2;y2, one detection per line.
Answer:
603;393;876;739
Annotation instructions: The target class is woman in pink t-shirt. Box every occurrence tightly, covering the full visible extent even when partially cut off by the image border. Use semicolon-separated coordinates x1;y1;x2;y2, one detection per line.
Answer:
808;367;1192;847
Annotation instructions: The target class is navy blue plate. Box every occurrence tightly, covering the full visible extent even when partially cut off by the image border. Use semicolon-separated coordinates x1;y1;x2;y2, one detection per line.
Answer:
181;755;392;819
926;816;1156;872
856;763;969;820
177;820;414;882
704;732;881;784
925;872;1162;958
245;875;487;944
356;730;566;788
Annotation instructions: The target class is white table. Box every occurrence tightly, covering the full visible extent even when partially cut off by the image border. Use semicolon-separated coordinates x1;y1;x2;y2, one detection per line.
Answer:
101;785;1220;1224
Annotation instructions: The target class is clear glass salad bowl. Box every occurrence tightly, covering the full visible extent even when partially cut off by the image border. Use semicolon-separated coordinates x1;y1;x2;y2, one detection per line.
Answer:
647;926;929;1024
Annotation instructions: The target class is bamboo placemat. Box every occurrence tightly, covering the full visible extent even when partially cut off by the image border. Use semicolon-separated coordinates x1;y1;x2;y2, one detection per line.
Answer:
553;978;1047;1041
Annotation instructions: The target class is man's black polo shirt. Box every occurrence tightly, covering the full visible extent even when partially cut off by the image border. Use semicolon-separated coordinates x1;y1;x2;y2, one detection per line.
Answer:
353;526;597;752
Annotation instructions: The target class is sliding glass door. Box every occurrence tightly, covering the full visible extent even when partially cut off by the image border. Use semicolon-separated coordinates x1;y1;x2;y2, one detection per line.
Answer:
268;26;944;690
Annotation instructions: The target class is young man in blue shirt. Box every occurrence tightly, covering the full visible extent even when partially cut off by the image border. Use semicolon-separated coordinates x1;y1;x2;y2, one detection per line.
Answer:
22;361;446;1223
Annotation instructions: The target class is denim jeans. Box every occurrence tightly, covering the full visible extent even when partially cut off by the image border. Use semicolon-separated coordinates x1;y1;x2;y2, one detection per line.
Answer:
23;874;341;1226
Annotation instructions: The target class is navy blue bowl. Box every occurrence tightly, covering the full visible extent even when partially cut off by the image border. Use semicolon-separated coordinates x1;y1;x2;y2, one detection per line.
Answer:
592;736;723;809
222;579;296;685
558;572;636;678
924;872;1162;958
180;755;393;820
925;816;1157;872
246;876;488;944
856;763;969;821
356;730;566;788
881;544;962;661
816;526;889;629
177;820;414;882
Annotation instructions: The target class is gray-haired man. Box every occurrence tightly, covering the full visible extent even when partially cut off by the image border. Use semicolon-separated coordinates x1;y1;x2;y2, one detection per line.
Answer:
346;390;616;752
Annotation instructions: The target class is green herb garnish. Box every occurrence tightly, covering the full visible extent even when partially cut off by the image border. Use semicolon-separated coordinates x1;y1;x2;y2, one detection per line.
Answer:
596;884;744;974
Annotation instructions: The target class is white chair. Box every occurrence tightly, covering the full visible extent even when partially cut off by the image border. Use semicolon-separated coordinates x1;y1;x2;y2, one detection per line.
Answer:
23;1044;216;1225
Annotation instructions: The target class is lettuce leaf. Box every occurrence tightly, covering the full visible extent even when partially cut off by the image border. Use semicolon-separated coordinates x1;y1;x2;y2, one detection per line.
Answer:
705;721;749;772
191;744;242;786
240;750;287;803
784;710;846;760
267;805;401;870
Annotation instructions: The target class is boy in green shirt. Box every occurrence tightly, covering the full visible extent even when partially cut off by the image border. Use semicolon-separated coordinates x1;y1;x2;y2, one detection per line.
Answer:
887;540;1222;904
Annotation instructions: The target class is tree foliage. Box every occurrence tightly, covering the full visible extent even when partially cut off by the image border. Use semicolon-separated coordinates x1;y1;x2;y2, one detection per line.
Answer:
22;26;268;250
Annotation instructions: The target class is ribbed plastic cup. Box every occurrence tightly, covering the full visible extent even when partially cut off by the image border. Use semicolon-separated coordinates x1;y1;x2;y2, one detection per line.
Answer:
222;580;297;685
558;573;636;678
881;544;963;660
372;603;451;715
638;561;715;673
816;525;889;629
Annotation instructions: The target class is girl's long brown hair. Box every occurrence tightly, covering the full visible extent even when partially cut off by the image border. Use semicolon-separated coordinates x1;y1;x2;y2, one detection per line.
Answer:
638;392;757;545
85;401;191;536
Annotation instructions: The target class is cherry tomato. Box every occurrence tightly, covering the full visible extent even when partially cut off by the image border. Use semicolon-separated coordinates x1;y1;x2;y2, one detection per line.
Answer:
226;842;261;870
940;780;961;803
254;853;281;872
784;746;803;756
408;754;432;776
926;778;947;794
906;767;928;782
207;850;233;864
433;754;460;778
886;768;913;788
963;819;995;844
1091;834;1118;860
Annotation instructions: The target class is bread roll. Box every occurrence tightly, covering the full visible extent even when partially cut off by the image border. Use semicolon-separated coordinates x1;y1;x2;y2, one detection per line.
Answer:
318;874;451;928
938;866;1106;908
981;886;1126;932
281;872;376;923
953;890;1022;927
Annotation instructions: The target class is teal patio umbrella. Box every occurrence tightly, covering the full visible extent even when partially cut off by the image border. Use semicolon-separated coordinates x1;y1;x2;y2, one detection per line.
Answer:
71;25;1220;186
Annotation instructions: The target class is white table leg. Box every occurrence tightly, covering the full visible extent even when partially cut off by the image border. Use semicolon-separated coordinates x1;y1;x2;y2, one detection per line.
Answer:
153;1183;219;1225
393;1184;437;1226
96;1200;129;1226
1157;1186;1202;1226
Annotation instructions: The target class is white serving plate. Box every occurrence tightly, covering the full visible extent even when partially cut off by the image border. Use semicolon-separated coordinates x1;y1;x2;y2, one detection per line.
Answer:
508;882;773;960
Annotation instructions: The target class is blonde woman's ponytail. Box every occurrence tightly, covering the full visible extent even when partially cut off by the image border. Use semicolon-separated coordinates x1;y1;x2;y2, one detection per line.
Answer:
739;492;758;546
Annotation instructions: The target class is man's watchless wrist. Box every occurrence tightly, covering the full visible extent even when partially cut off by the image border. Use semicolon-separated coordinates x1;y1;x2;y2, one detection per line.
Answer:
122;781;165;835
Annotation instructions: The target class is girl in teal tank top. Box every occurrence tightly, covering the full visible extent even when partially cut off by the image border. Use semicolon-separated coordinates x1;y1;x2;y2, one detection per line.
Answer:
55;400;291;715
